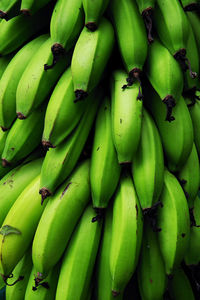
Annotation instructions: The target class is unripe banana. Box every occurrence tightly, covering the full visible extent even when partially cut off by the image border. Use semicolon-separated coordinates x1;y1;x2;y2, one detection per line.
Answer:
145;39;183;122
186;11;200;57
137;220;167;300
0;128;7;156
157;169;190;275
187;95;200;156
0;0;20;20
32;160;90;280
16;37;70;119
42;67;87;148
110;170;143;296
71;17;114;101
0;175;46;279
6;248;32;300
20;0;54;16
90;97;121;211
55;205;102;300
83;0;109;31
111;70;143;163
1;106;45;167
132;108;164;210
0;34;48;130
39;89;101;201
109;0;148;89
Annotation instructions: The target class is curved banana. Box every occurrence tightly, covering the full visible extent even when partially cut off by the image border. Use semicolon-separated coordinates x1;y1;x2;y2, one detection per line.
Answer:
176;143;200;208
132;108;164;210
1;106;45;167
20;0;53;15
71;17;114;101
0;54;14;80
0;175;46;279
6;248;32;300
186;11;200;56
0;34;48;130
32;160;90;280
90;97;121;211
187;95;200;156
110;170;143;296
145;39;183;122
83;0;109;31
0;0;20;20
137;220;167;300
16;37;70;119
39;89;101;201
55;205;102;300
111;70;143;164
42;67;87;148
156;169;190;275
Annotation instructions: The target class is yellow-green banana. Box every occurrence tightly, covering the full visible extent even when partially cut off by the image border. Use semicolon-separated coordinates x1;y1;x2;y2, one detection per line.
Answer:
0;0;20;20
20;0;54;15
90;97;121;211
83;0;109;31
156;169;190;275
0;34;48;130
39;89;101;201
187;95;200;156
55;205;102;300
110;170;143;296
132;108;164;210
71;17;114;101
16;37;70;119
111;70;143;163
0;175;46;279
32;160;90;280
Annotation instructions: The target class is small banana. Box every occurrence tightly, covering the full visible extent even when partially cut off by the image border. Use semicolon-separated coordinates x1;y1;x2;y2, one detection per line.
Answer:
20;0;53;15
83;0;109;31
132;108;164;210
0;0;20;20
0;175;46;279
0;34;48;130
110;170;143;296
111;70;143;164
90;97;121;212
71;17;114;101
187;95;200;156
156;169;190;275
55;205;102;300
16;37;70;119
39;89;101;201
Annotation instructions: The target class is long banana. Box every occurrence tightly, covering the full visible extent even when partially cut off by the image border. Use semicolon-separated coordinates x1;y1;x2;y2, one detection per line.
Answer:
39;89;101;201
111;70;143;164
132;108;164;210
16;37;70;119
156;169;190;275
55;205;102;300
0;0;20;20
0;34;48;130
186;11;200;57
187;95;200;156
0;175;46;279
90;97;121;212
32;160;90;280
20;0;54;15
71;17;114;101
110;170;143;296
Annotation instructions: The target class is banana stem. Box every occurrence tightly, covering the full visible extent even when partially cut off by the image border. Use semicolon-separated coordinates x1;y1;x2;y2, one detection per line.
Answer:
44;43;65;70
162;95;176;122
1;273;24;286
122;68;143;100
142;7;154;44
174;49;197;79
39;187;52;204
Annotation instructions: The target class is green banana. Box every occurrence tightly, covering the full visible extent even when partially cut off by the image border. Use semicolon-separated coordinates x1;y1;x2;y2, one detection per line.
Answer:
145;39;183;122
71;17;114;101
0;175;46;279
109;0;148;89
0;157;43;226
0;54;14;81
0;0;20;20
90;97;121;212
0;4;52;55
137;220;167;300
111;70;143;163
16;37;70;119
187;95;200;156
0;128;7;155
6;248;32;299
55;205;102;300
0;34;48;130
180;0;199;11
1;106;45;167
176;143;200;208
39;89;101;201
156;169;190;275
32;160;90;280
45;0;84;69
20;0;54;16
83;0;109;31
42;67;87;148
186;11;200;57
132;108;164;210
110;170;143;296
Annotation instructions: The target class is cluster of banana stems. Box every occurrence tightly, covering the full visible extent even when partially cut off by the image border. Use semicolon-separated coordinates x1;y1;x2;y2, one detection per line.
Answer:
0;0;200;299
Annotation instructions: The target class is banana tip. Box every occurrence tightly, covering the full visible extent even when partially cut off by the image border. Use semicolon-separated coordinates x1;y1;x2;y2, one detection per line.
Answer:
42;140;56;150
85;22;98;31
1;126;8;132
2;159;10;168
112;290;120;297
74;90;88;103
39;188;52;204
0;10;8;20
20;9;31;16
17;112;27;120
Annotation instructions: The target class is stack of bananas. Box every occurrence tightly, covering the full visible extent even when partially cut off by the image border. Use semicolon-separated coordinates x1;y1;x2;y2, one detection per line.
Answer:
0;0;200;299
